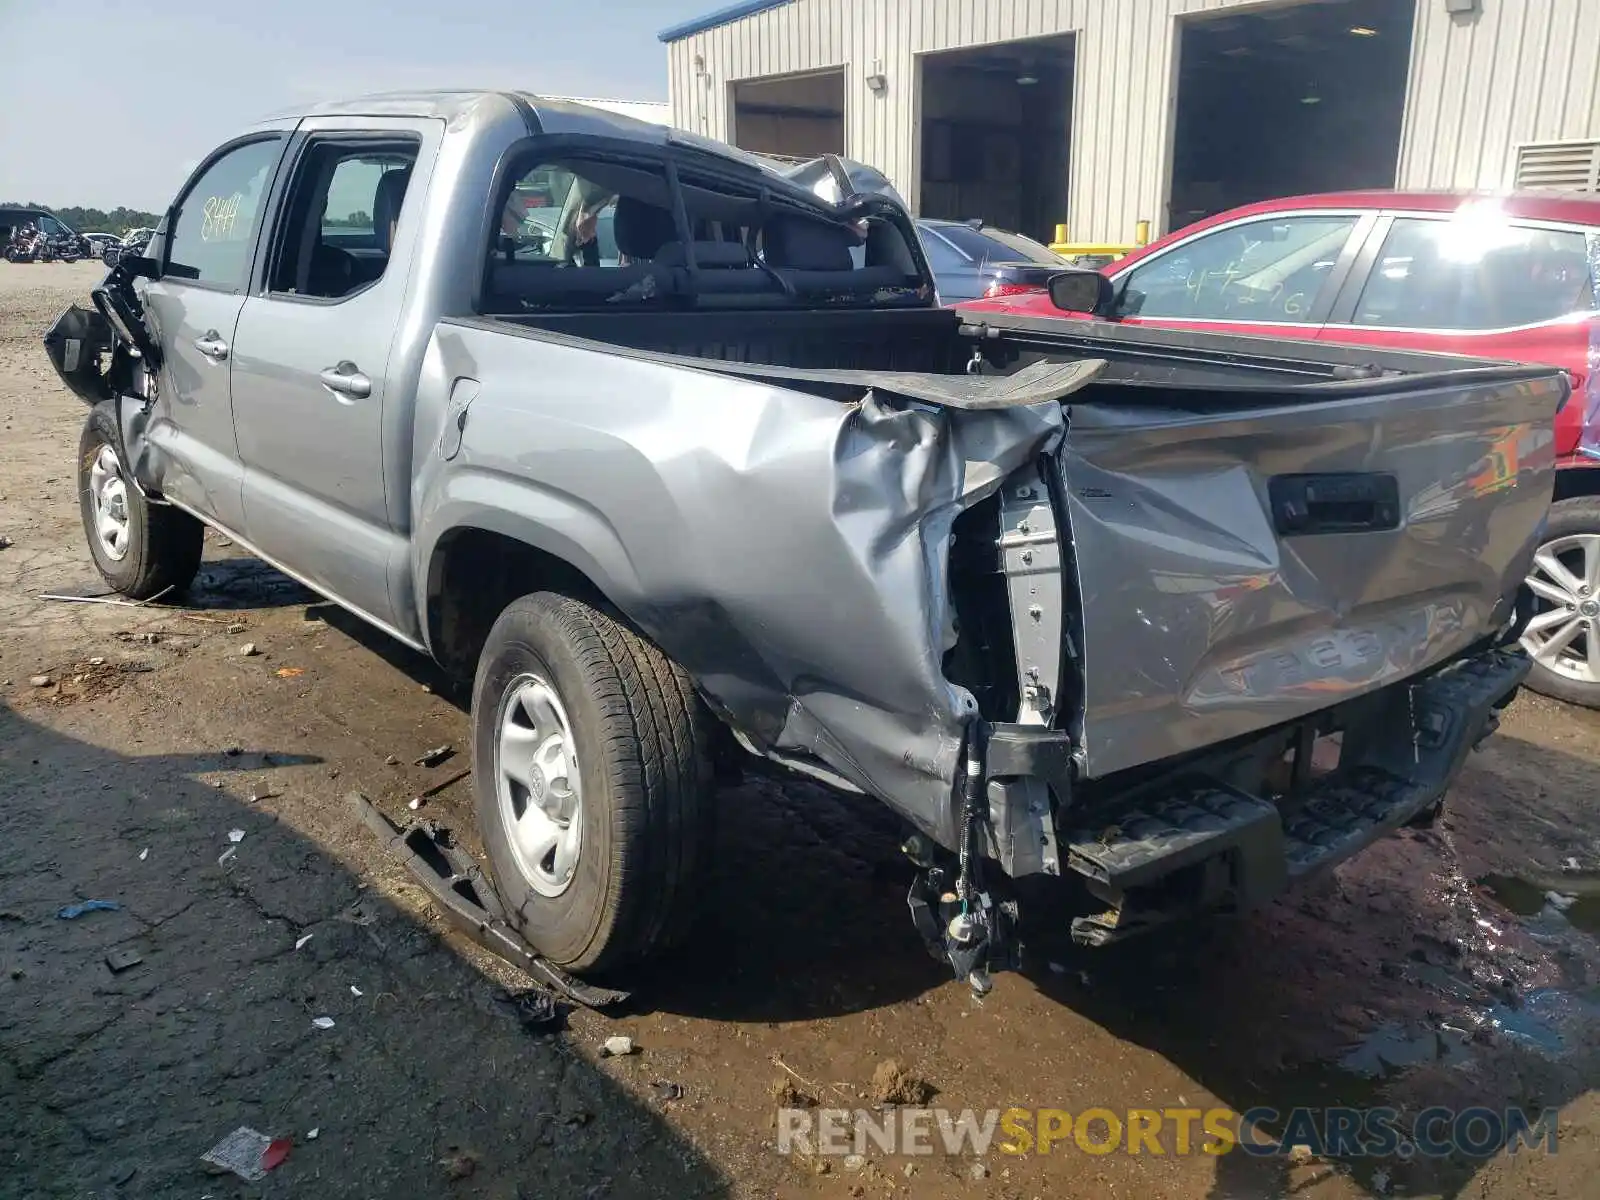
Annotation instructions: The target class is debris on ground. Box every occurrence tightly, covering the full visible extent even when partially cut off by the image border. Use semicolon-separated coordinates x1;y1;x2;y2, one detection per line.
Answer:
57;899;120;920
29;675;52;688
771;1077;816;1108
138;848;148;861
218;846;237;866
105;947;143;973
261;1138;292;1172
652;1080;684;1102
500;988;562;1033
307;1128;320;1140
227;622;246;635
385;754;399;765
842;1153;865;1172
439;1148;477;1182
414;743;454;768
88;656;104;666
312;1016;336;1030
600;1035;636;1057
200;1127;279;1182
276;667;304;678
223;745;242;757
0;535;11;549
970;1160;990;1180
239;642;259;657
869;1060;934;1105
410;767;472;811
227;829;245;843
350;985;364;997
294;933;314;950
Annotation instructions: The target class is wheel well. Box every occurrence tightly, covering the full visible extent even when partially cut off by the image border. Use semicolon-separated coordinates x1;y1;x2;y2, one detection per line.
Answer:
1554;465;1600;504
427;528;602;681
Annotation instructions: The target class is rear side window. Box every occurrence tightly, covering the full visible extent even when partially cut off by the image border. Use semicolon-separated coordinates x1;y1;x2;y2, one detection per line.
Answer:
166;137;284;291
265;136;420;300
1352;216;1593;330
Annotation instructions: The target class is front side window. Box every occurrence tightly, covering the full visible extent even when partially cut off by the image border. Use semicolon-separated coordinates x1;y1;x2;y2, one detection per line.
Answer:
167;137;284;290
1117;214;1359;323
1352;215;1593;331
36;215;64;236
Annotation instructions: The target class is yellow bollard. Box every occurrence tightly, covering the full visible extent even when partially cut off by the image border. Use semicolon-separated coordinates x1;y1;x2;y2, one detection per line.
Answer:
1054;223;1069;245
1134;219;1150;246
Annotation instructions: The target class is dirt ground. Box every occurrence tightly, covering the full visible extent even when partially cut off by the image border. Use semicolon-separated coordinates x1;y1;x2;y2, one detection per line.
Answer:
4;260;1600;1200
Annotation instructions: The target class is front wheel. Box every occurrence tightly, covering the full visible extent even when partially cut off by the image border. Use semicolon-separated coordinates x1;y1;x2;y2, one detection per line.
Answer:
471;592;716;976
77;401;204;599
1521;496;1600;708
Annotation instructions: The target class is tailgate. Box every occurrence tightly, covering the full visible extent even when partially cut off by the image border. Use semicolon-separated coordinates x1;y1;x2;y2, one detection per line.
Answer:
1057;368;1565;779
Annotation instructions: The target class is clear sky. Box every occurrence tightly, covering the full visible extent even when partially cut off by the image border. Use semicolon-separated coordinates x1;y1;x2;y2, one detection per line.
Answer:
0;0;710;211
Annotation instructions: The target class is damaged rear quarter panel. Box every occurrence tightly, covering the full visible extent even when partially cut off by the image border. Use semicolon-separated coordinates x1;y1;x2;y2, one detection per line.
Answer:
412;322;1063;848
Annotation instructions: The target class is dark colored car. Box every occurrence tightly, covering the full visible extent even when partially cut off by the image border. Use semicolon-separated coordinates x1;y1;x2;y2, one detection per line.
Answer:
960;188;1600;708
916;219;1070;303
0;206;82;254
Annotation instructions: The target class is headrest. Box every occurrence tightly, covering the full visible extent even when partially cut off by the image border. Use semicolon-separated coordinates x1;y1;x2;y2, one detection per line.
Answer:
613;197;677;261
373;166;413;253
762;215;854;271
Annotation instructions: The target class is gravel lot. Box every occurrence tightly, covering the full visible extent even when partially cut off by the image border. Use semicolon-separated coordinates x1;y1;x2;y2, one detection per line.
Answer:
3;260;1599;1199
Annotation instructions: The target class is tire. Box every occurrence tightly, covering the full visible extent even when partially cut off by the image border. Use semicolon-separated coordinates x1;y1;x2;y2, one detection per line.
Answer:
471;591;716;975
77;401;204;599
1521;495;1600;709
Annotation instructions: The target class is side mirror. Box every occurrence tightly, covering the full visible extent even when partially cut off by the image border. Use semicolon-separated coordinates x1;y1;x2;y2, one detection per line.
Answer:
122;255;160;279
1048;269;1116;317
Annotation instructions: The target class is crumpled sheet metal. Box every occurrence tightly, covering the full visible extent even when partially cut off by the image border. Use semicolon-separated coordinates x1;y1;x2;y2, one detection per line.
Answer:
1060;373;1561;780
431;324;1066;850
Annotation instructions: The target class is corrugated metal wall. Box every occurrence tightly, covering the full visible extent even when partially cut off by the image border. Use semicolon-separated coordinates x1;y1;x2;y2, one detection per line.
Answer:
667;0;1600;243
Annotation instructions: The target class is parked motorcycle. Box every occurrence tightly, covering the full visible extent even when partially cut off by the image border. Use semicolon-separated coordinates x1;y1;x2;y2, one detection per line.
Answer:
4;230;42;263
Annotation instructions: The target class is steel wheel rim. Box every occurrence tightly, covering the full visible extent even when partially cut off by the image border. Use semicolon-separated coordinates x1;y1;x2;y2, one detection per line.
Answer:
494;672;583;897
1522;532;1600;684
88;443;131;562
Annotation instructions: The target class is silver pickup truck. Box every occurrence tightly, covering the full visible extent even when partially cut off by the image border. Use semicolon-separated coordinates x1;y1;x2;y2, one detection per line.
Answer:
45;91;1568;991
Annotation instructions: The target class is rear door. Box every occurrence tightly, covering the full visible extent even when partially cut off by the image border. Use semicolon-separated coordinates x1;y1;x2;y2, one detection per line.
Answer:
229;115;437;633
1320;210;1598;458
1106;209;1375;342
139;133;289;531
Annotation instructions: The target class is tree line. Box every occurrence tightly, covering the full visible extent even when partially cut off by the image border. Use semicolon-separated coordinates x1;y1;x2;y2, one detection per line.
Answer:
0;202;163;234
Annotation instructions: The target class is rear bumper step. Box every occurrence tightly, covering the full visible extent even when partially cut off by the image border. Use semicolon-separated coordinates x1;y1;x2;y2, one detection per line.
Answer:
1061;648;1528;946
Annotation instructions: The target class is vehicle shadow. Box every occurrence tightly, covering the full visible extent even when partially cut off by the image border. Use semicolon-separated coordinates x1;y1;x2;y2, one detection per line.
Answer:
0;703;729;1199
309;591;955;1021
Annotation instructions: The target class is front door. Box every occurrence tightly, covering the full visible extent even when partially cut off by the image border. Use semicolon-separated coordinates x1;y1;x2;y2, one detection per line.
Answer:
229;117;436;633
138;134;288;531
1106;211;1373;342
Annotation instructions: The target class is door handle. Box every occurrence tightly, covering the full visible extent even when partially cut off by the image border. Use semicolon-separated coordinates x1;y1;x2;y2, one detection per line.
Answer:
318;361;372;399
193;331;229;360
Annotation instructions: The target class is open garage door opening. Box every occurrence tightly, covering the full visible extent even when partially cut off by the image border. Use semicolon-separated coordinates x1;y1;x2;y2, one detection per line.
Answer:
918;35;1075;244
731;69;845;161
1168;0;1416;231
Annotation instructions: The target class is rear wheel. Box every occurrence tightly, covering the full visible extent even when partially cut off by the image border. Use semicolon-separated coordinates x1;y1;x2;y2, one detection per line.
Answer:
471;591;716;975
1521;496;1600;709
77;401;204;599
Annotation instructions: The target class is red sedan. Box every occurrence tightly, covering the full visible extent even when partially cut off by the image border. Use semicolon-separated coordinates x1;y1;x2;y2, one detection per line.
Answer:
960;189;1600;707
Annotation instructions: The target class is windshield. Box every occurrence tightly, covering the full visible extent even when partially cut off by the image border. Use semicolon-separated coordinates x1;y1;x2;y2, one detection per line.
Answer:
934;224;1064;266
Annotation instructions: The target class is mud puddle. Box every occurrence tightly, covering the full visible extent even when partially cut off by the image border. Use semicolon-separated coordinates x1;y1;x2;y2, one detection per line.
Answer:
1481;870;1600;936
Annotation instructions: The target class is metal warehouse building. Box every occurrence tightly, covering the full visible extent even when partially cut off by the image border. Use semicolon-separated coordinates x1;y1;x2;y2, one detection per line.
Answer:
661;0;1600;246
